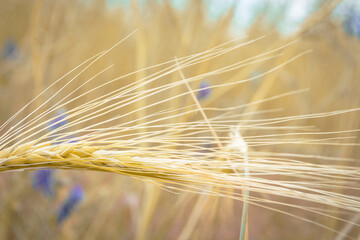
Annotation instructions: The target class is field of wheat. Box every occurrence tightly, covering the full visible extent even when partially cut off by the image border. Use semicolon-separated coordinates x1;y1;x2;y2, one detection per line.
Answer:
0;0;359;239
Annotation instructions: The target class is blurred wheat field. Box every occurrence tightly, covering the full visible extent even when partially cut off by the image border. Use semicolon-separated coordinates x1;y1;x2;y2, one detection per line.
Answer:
0;0;359;239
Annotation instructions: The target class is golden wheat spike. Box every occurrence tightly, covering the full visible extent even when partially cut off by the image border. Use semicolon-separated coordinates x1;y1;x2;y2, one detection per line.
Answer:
1;23;360;239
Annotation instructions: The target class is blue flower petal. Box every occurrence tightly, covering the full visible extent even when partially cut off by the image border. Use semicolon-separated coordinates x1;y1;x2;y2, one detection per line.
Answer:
197;80;211;100
32;169;55;198
57;185;84;224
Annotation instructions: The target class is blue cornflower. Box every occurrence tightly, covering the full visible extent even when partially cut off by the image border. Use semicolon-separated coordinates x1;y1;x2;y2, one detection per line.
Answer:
197;80;211;100
343;6;360;38
48;109;69;132
48;108;77;143
2;39;17;59
32;169;56;198
57;185;84;224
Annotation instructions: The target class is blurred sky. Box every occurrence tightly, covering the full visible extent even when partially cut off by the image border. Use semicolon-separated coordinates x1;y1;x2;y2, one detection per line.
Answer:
107;0;360;35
